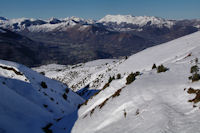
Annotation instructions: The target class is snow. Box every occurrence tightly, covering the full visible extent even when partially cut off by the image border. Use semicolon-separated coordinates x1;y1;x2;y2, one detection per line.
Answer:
117;31;200;73
72;63;199;133
98;14;174;28
28;22;71;32
32;31;200;133
195;25;200;28
78;25;89;31
33;59;121;92
0;15;176;32
70;31;200;133
0;59;83;133
2;28;200;132
0;16;94;32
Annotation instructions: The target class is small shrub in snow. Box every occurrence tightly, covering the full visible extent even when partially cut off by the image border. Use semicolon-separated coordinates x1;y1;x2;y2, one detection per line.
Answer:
43;92;48;96
43;104;48;108
101;76;115;91
190;65;199;73
187;87;197;94
136;109;140;115
50;97;54;101
98;98;109;109
78;104;82;109
186;53;192;58
189;73;200;82
124;109;127;118
193;105;197;108
152;63;157;69
107;68;111;71
111;88;122;98
195;58;198;64
40;71;45;75
90;108;95;116
2;81;5;85
126;72;140;85
117;73;121;79
187;88;200;103
83;114;88;119
126;71;140;85
42;123;53;133
189;65;200;82
108;76;115;83
157;64;168;73
65;88;69;94
55;117;62;122
126;73;135;85
134;71;140;76
41;81;47;88
102;83;110;90
62;93;67;100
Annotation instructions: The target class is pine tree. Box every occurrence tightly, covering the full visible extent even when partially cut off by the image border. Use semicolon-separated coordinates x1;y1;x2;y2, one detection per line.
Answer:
152;64;157;69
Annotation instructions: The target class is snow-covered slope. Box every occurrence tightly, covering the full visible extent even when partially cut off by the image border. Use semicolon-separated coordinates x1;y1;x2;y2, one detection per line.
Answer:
0;60;83;133
71;31;200;133
33;59;123;93
117;31;200;73
98;14;174;28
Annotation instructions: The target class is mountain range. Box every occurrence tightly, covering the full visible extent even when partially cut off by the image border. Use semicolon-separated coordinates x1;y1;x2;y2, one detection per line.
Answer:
0;15;200;66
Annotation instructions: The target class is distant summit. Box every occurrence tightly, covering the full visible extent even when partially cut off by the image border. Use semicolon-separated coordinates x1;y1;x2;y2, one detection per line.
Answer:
98;14;174;28
0;16;7;20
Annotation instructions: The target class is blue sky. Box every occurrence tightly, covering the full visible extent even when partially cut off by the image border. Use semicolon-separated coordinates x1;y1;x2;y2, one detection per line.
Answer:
0;0;200;20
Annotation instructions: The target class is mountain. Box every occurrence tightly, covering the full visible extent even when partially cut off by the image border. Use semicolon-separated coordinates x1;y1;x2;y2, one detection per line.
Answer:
0;16;7;21
0;28;45;66
0;16;94;32
98;14;174;28
1;15;199;33
0;15;199;67
0;59;83;133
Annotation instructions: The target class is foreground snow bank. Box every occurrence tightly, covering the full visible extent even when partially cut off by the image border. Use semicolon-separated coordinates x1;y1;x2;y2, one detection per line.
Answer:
0;59;83;133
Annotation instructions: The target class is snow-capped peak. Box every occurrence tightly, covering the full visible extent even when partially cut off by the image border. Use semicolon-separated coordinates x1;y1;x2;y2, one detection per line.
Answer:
0;16;95;32
62;16;95;24
98;14;174;28
63;16;84;22
48;17;61;24
0;16;7;20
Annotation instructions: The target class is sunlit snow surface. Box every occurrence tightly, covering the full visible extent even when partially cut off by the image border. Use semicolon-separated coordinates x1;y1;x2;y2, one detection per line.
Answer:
98;14;174;28
71;31;200;133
